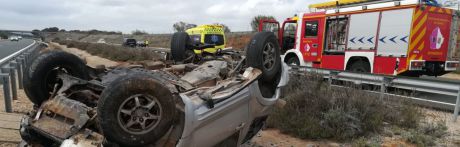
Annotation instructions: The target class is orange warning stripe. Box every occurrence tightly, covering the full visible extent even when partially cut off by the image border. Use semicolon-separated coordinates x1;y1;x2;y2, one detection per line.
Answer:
428;6;453;15
407;8;428;63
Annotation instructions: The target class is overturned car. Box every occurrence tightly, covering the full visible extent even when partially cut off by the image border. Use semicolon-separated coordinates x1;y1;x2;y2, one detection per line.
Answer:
19;32;288;147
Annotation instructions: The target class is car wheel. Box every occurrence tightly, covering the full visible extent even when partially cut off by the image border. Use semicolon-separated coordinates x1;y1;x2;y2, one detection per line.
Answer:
23;51;89;105
246;32;282;82
246;32;282;97
97;72;176;147
171;32;194;63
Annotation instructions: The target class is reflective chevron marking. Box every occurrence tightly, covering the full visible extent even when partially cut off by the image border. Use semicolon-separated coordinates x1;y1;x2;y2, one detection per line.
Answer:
358;37;365;43
389;36;397;43
350;37;356;44
367;37;374;44
400;36;408;43
379;36;386;43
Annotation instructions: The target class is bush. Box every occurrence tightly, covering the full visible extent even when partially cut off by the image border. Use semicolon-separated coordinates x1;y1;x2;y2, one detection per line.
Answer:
51;37;60;42
267;73;424;141
403;129;436;146
402;120;447;146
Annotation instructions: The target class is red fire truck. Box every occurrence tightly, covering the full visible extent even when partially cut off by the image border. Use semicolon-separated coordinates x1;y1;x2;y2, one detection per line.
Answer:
260;0;460;76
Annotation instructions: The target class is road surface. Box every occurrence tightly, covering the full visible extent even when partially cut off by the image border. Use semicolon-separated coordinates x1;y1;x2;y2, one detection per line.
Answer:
0;39;34;59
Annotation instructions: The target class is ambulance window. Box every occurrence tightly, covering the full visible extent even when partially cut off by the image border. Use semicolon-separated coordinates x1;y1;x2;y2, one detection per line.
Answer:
305;21;318;37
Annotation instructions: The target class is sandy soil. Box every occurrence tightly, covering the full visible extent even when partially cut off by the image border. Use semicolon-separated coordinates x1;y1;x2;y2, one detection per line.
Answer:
248;129;347;147
0;143;18;147
50;42;120;68
441;73;460;80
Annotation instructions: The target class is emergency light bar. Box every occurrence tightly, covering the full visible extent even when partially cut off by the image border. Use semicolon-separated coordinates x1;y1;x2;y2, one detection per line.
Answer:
309;0;369;9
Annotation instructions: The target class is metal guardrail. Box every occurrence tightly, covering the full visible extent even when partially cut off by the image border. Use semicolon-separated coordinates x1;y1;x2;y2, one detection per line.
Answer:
1;40;41;112
291;66;460;122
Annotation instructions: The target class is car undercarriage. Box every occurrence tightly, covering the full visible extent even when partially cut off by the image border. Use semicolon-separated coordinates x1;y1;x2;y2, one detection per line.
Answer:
19;32;288;147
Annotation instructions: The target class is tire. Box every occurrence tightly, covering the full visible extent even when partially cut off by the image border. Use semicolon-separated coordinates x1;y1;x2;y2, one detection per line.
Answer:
97;73;176;147
286;56;300;66
246;32;282;82
349;60;370;73
23;51;88;105
171;32;194;63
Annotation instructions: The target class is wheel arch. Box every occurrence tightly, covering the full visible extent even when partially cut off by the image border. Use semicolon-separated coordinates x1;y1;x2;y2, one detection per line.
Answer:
282;49;307;66
283;52;297;63
345;56;371;70
344;52;375;72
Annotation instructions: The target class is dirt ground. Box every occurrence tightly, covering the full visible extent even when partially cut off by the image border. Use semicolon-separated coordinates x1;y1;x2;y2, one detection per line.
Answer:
248;129;347;147
1;43;460;146
441;73;460;80
48;42;120;68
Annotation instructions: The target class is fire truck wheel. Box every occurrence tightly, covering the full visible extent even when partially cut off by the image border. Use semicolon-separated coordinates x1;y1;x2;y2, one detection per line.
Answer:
286;57;300;66
247;32;282;82
349;60;370;73
23;51;89;105
171;32;194;63
97;72;176;147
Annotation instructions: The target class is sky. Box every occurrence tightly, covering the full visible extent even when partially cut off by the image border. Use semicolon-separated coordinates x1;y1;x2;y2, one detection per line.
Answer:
0;0;324;34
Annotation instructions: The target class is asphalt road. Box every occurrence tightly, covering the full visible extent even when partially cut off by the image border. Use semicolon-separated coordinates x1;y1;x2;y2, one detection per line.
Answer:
0;39;34;59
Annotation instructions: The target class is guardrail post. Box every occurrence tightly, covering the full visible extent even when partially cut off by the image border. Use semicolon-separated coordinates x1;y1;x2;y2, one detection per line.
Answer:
380;77;393;100
23;52;30;66
16;58;24;89
9;62;17;100
453;86;460;122
329;71;339;85
380;77;387;99
1;73;12;112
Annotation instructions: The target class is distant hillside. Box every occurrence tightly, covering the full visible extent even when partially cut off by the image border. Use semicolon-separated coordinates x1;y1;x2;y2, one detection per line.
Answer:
45;32;254;49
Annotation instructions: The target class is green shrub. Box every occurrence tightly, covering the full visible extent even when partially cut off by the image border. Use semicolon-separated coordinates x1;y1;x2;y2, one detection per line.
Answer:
352;136;381;147
267;73;424;141
403;129;435;147
400;120;447;146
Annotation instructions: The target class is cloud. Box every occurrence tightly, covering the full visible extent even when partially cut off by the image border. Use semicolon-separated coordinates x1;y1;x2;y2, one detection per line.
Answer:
0;0;323;33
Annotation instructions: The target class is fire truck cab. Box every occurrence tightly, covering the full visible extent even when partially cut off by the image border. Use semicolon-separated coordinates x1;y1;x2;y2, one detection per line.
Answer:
260;0;460;76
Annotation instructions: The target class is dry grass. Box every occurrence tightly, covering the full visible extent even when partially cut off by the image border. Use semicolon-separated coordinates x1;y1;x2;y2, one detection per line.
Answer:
46;32;255;50
55;40;161;62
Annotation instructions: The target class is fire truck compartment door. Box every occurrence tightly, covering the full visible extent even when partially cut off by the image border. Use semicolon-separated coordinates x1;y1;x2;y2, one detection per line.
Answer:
301;18;325;62
347;12;379;50
377;8;413;57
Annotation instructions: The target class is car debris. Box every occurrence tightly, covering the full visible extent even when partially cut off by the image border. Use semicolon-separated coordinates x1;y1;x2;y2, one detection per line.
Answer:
19;32;288;147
